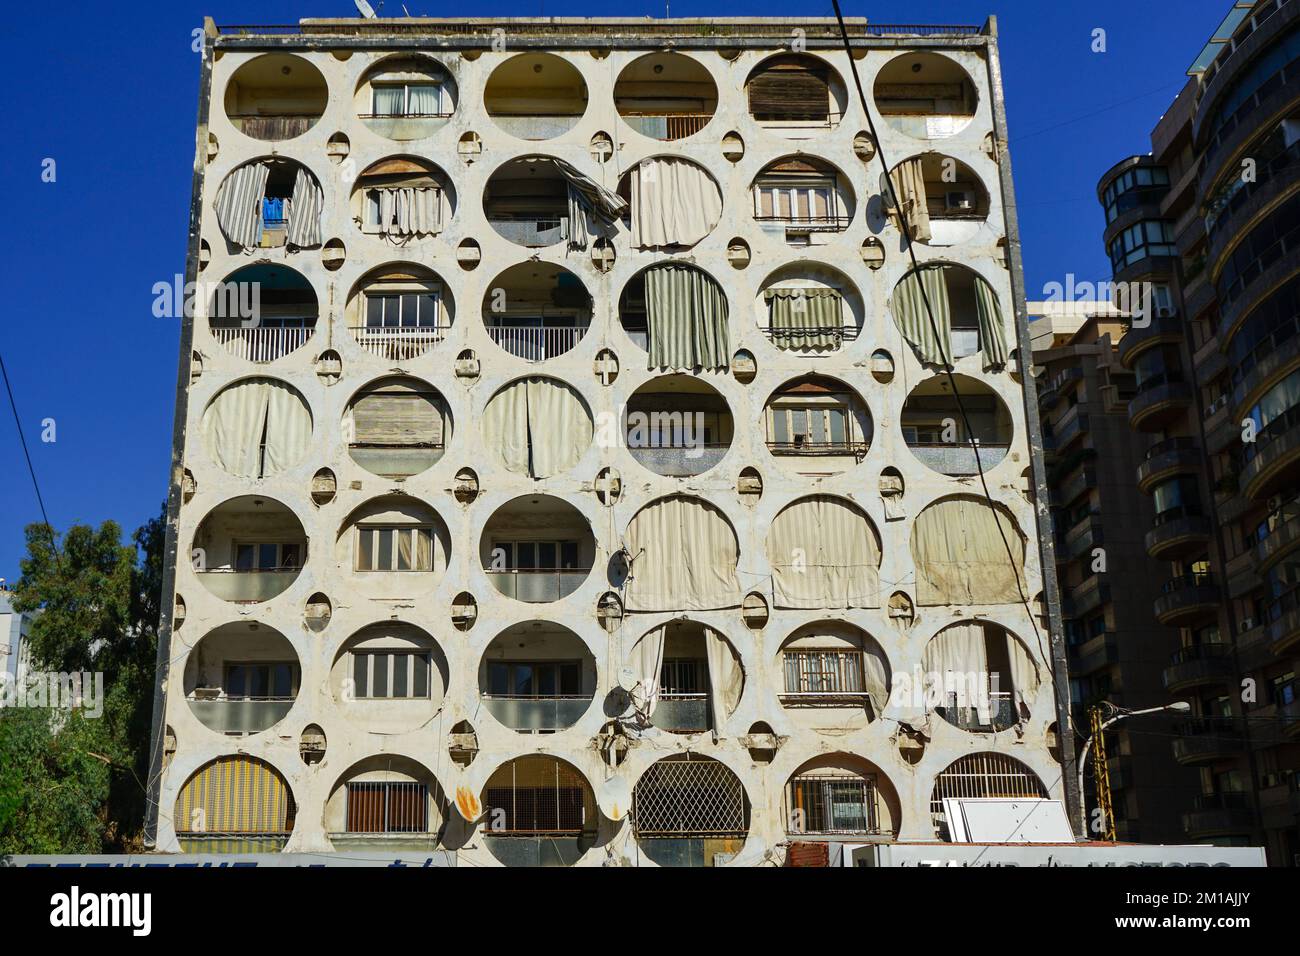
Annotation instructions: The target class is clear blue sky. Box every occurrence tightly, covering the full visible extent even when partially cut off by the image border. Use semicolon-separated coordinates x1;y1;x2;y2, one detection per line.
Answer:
0;0;1226;581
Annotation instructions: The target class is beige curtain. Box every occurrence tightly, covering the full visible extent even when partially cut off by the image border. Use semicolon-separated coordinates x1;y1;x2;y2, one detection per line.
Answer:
630;157;723;249
769;496;880;609
923;623;990;719
644;264;730;371
705;628;744;726
892;265;953;367
482;377;592;478
377;186;441;236
973;274;1010;370
860;642;890;716
889;158;932;242
765;289;843;352
1006;632;1040;714
214;162;269;250
201;378;311;478
912;498;1025;606
625;496;741;611
629;626;666;718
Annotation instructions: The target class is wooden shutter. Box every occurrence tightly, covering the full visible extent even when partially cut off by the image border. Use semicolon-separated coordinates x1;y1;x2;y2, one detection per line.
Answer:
352;382;443;445
747;61;829;118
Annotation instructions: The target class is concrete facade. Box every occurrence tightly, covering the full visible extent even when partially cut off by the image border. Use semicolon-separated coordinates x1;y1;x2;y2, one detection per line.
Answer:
148;16;1073;866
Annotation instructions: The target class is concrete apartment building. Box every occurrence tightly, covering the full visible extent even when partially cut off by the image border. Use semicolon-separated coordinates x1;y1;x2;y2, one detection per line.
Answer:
1094;0;1300;864
1031;302;1200;844
145;15;1074;866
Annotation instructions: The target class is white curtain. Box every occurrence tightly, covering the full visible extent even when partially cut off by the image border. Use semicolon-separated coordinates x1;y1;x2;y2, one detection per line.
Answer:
769;496;880;609
860;643;890;716
629;626;666;718
974;274;1010;370
482;377;592;478
201;378;311;478
214;162;270;250
911;498;1025;606
630;157;723;249
923;623;990;719
1006;633;1040;715
625;496;740;611
286;168;323;247
704;627;744;729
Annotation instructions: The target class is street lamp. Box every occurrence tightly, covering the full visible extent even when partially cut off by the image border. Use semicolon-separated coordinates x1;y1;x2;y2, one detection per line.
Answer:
1076;700;1191;836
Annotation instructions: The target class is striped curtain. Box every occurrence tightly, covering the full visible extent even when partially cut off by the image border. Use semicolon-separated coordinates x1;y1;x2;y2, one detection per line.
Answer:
376;187;441;236
214;162;270;250
891;265;953;367
644;264;730;371
625;495;741;611
286;169;323;247
175;756;292;833
973;274;1010;370
911;497;1025;606
766;288;843;352
768;495;881;609
889;157;932;242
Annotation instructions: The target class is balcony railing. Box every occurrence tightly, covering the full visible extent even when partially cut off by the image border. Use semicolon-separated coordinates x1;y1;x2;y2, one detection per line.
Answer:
211;324;315;363
907;441;1010;475
487;324;586;360
621;112;712;140
628;443;730;477
755;214;851;233
481;695;590;732
487;214;569;247
487;113;585;139
350;325;448;361
651;693;710;733
937;691;1016;733
196;567;301;603
761;325;860;350
486;568;589;603
177;833;291;853
1163;642;1233;691
767;440;869;460
187;696;296;734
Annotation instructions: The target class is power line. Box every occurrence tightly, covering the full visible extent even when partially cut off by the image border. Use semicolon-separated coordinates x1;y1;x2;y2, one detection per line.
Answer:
0;349;56;539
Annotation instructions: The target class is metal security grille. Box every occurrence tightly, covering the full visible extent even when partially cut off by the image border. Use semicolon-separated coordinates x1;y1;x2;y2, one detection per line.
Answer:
929;753;1047;836
633;756;747;835
787;774;879;834
483;758;587;834
346;782;429;833
782;650;865;695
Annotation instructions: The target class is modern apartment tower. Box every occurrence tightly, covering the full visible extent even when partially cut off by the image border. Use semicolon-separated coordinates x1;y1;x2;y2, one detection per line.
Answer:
146;16;1073;866
1096;0;1300;864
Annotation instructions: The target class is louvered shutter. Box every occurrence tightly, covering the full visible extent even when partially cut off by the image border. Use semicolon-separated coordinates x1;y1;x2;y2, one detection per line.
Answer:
747;64;830;118
353;383;443;446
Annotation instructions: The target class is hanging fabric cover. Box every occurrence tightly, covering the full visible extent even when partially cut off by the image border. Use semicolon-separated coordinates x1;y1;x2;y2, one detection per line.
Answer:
892;265;953;367
769;495;881;609
643;264;730;371
889;157;932;243
859;641;890;716
375;186;441;236
629;626;666;718
547;157;627;251
1005;632;1040;715
215;162;270;250
923;623;991;720
481;377;593;478
973;274;1010;370
911;497;1025;605
175;757;291;833
629;157;723;249
625;495;741;611
765;288;844;352
201;377;312;478
704;627;744;726
286;168;323;247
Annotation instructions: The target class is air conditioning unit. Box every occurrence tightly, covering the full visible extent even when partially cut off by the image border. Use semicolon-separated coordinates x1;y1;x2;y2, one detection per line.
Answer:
945;190;975;211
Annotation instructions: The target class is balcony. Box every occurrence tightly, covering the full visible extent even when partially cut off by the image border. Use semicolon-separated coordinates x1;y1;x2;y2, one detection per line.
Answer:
1061;515;1105;562
1050;405;1091;449
1052;463;1098;509
486;214;569;248
486;569;589;603
621;113;712;140
1267;591;1300;655
873;51;977;140
936;692;1017;734
652;694;711;733
1038;366;1083;407
1117;311;1183;368
223;54;327;142
1136;437;1201;493
187;697;295;735
487;323;586;361
1253;496;1300;573
192;496;306;605
1128;378;1193;430
481;697;590;733
1171;720;1242;765
1162;642;1233;692
1072;631;1120;676
1065;574;1110;619
629;444;730;477
1144;509;1212;561
195;568;302;603
1181;792;1255;839
908;443;1012;476
1241;406;1300;502
480;495;595;605
350;325;448;362
1279;697;1300;740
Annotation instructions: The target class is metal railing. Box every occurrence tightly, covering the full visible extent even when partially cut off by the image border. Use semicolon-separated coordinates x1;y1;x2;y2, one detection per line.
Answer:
487;324;586;360
633;756;747;835
754;214;851;232
620;112;712;139
211;325;315;362
937;691;1016;733
786;775;881;835
781;650;866;697
485;568;590;602
766;439;869;459
345;782;430;834
349;325;448;361
480;695;590;732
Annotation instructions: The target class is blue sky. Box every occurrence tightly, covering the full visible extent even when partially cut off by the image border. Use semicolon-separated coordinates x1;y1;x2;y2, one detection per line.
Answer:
0;0;1226;581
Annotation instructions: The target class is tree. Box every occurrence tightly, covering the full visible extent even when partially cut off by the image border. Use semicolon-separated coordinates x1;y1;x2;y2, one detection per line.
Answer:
2;504;166;853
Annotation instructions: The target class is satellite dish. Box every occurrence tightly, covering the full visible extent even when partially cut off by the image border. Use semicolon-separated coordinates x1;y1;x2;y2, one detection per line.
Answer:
617;666;638;692
453;784;482;822
597;776;632;822
354;0;378;18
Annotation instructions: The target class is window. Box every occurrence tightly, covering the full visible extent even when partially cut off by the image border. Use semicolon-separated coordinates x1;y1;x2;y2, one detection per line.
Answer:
767;399;853;450
787;774;878;833
753;176;838;225
356;526;435;571
224;662;298;699
660;659;707;697
363;290;441;329
1101;165;1169;223
371;82;444;117
486;661;581;698
234;542;302;571
1107;219;1176;269
345;782;428;833
350;650;432;699
490;540;580;570
782;650;866;695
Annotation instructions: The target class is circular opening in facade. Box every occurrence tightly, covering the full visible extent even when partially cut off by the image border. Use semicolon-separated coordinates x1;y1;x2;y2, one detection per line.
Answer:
183;622;300;736
873;52;978;140
751;156;854;244
614;156;724;251
922;621;1040;733
480;756;598;866
485;53;588;140
482;262;592;361
354;55;457;140
351;156;456;243
214;157;323;253
632;754;749;866
888;153;990;246
930;753;1046;839
479;621;596;733
902;373;1012;475
625;621;744;735
480;495;595;603
624;374;732;477
336;495;451;593
762;375;872;476
346;263;454;361
192;495;305;603
767;495;882;608
614;52;717;141
224;54;327;141
618;263;730;371
325;756;450;849
744;53;847;137
755;262;864;354
890;263;1010;369
175;756;294;852
209;263;317;363
201;377;312;479
331;622;449;734
344;376;451;478
777;622;888;728
482;376;593;479
784;754;900;841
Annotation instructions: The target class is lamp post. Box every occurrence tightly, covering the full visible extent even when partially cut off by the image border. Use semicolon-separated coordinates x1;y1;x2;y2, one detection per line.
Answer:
1076;700;1191;837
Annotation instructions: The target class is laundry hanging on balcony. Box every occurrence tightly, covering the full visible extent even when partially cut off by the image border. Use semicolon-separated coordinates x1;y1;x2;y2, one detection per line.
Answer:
201;377;312;478
768;495;881;609
547;157;627;251
286;168;323;247
175;756;292;834
911;497;1025;606
215;161;271;250
481;376;592;478
765;288;844;352
625;495;741;611
629;156;723;249
891;263;953;367
888;157;932;242
643;263;730;371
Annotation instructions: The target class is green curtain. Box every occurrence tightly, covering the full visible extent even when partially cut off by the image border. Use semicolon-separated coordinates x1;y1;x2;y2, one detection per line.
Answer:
973;274;1010;370
892;265;952;367
644;264;730;371
766;289;844;352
